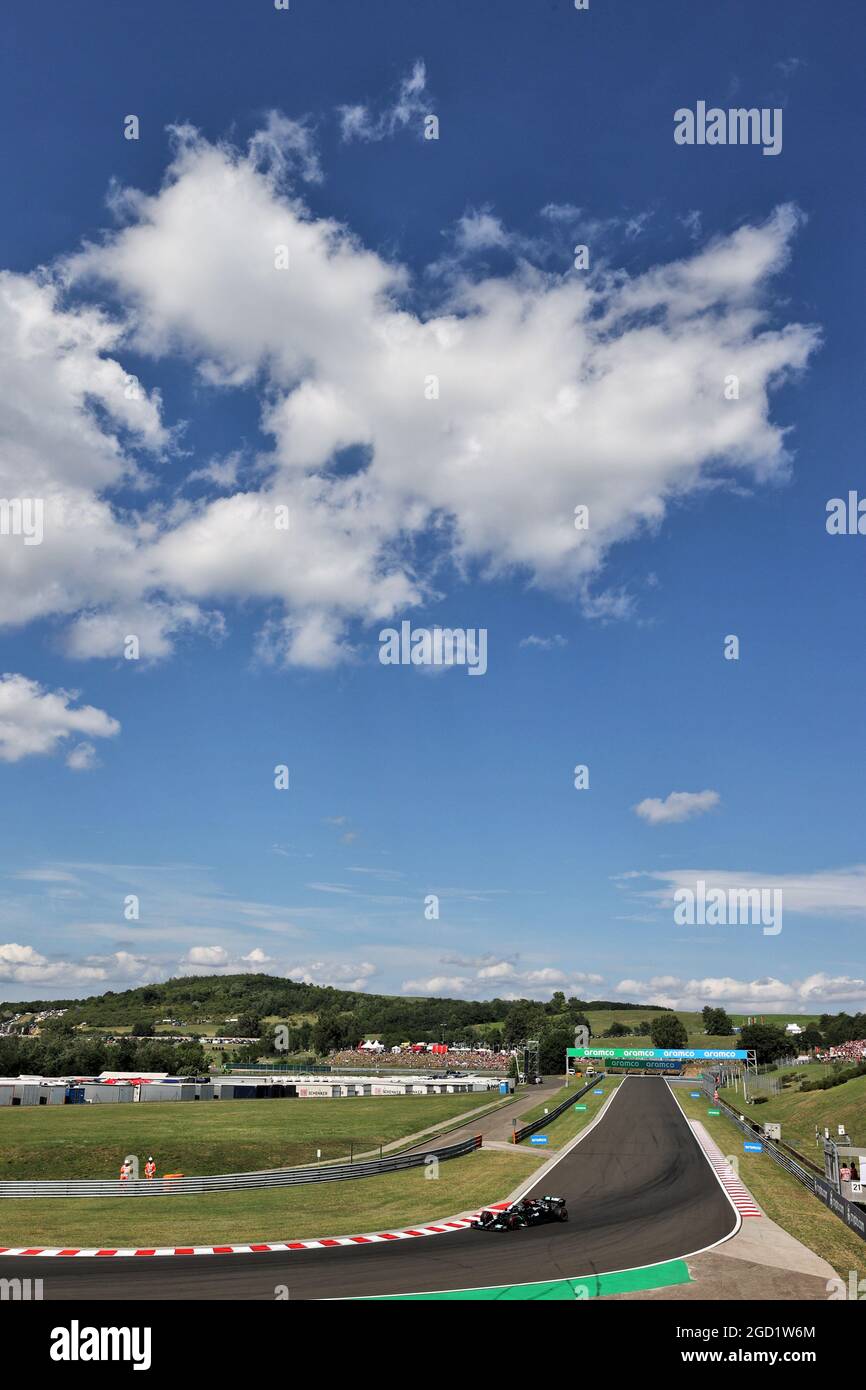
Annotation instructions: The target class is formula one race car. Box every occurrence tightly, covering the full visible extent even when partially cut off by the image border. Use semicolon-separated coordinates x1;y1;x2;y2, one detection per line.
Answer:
471;1196;568;1231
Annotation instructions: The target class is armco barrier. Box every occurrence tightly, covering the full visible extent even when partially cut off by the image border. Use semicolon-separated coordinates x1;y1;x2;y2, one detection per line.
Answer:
701;1084;866;1243
513;1074;605;1144
0;1134;482;1200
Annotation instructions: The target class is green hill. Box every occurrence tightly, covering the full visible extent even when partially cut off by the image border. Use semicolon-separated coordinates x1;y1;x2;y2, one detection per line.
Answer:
0;974;669;1042
721;1071;866;1154
0;974;838;1067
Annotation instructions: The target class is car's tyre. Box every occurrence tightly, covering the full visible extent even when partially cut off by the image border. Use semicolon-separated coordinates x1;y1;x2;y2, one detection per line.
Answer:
558;1209;569;1221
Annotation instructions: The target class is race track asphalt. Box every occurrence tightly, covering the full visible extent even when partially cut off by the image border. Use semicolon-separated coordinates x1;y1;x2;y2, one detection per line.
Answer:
0;1076;737;1300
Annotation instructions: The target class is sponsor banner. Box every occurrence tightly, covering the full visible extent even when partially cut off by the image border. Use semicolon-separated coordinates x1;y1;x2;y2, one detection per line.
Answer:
606;1059;683;1071
567;1048;749;1060
812;1176;866;1242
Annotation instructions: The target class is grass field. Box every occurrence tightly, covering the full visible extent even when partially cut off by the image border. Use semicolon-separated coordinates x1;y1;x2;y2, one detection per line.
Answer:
580;1033;749;1050
580;1009;820;1039
720;1071;866;1156
0;1093;492;1180
672;1087;865;1281
756;1061;852;1086
517;1076;624;1149
0;1149;542;1248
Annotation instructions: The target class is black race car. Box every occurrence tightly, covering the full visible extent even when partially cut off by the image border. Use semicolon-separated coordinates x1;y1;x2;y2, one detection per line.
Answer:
471;1196;568;1231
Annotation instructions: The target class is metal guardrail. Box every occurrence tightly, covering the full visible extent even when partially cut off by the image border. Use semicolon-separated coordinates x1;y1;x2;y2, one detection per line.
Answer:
0;1134;483;1200
513;1074;605;1143
701;1084;866;1243
775;1135;824;1177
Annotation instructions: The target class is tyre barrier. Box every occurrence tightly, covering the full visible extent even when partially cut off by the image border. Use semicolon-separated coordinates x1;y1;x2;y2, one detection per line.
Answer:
0;1134;483;1200
700;1084;866;1243
512;1074;605;1144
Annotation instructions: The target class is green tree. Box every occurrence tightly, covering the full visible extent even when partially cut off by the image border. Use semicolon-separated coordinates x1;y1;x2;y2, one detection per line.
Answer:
739;1022;788;1065
39;1016;75;1039
503;1000;546;1047
650;1014;688;1049
703;1007;734;1036
539;1024;573;1073
802;1024;823;1050
236;1013;262;1038
310;1009;355;1055
824;1013;856;1046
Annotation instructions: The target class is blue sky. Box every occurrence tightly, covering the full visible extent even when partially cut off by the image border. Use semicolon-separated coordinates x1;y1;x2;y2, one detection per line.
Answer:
0;0;864;1013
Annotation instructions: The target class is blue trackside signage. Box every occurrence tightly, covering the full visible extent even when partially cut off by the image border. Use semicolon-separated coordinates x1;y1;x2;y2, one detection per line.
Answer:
530;1135;549;1145
744;1141;763;1153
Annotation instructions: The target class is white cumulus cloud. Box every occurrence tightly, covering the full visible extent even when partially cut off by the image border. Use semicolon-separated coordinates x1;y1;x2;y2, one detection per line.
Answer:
634;789;721;825
0;115;818;671
0;674;119;764
614;973;866;1012
0;942;149;986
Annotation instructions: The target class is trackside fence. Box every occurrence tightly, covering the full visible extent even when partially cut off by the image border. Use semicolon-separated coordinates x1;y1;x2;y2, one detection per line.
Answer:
513;1074;606;1144
0;1134;482;1200
700;1083;866;1244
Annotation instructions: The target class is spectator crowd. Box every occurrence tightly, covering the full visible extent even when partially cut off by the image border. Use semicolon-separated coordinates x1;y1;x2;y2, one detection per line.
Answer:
818;1038;866;1063
328;1046;514;1072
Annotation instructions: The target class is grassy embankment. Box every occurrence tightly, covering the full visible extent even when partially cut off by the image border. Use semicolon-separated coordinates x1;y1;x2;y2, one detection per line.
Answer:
672;1085;866;1281
720;1069;865;1156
